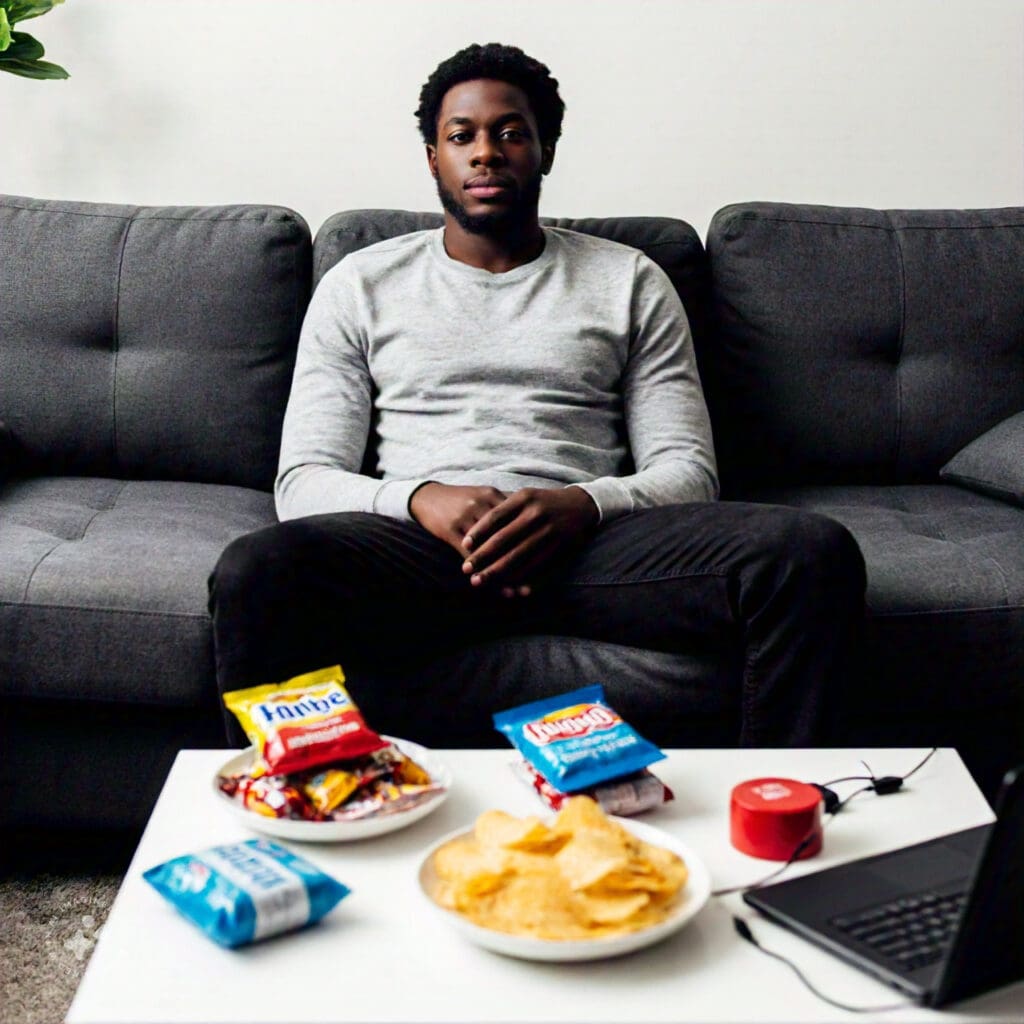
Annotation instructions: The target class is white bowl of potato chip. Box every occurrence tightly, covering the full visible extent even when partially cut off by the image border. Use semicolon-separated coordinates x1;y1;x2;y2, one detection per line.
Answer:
417;796;711;961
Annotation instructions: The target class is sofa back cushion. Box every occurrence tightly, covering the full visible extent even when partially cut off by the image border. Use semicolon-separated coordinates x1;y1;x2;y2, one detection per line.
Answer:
0;196;311;489
706;203;1024;490
313;209;711;346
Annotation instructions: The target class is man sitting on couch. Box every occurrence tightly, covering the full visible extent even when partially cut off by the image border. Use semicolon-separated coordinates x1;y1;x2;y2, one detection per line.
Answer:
209;42;866;746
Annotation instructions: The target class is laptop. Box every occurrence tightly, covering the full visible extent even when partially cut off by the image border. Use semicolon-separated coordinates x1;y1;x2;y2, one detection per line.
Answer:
743;764;1024;1007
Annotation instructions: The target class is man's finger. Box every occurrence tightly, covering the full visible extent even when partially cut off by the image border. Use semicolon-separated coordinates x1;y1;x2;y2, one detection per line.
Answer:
468;524;553;587
463;508;538;574
462;492;528;551
454;493;507;538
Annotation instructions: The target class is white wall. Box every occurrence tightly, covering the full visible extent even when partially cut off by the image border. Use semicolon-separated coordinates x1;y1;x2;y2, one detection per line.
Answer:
4;0;1022;239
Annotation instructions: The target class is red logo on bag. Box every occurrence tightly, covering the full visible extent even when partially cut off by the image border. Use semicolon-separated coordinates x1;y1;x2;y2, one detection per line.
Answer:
522;703;620;745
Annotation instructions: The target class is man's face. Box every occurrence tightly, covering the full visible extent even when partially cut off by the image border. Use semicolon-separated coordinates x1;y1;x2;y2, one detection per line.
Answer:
427;78;554;236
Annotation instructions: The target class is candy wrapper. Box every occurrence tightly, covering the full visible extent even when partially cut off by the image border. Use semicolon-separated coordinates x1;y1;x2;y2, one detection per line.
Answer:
222;665;387;777
493;684;666;792
228;775;313;820
511;758;674;816
143;839;350;947
218;743;443;822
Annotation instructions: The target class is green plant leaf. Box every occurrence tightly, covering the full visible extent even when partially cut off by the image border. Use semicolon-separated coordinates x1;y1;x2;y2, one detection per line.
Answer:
5;30;44;60
0;55;68;78
0;9;12;51
5;1;64;26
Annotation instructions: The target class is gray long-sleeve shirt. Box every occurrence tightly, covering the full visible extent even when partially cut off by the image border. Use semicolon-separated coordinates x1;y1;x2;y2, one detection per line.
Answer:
275;226;718;522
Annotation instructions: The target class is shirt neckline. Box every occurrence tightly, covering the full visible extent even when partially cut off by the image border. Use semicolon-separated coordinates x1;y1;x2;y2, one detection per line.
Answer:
430;226;557;283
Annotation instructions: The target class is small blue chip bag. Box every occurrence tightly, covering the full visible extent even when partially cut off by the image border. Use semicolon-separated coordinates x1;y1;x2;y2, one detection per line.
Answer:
493;684;666;793
143;838;350;948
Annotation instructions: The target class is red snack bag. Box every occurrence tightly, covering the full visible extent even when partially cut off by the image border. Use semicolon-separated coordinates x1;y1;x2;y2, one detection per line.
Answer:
511;758;674;816
222;665;387;776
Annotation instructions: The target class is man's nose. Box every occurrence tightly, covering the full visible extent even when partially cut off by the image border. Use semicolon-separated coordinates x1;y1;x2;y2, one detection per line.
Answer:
471;134;505;165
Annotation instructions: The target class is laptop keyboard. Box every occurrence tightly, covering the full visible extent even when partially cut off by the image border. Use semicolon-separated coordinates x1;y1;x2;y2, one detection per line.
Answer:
830;889;968;971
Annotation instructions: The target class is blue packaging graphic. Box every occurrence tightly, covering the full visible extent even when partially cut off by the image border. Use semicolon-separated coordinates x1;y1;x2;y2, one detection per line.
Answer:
143;838;350;947
493;683;666;792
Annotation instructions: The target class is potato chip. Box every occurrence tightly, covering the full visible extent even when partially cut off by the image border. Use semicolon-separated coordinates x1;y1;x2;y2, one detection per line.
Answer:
637;840;689;892
575;888;651;925
430;796;688;941
469;873;584;939
433;836;509;907
554;794;630;838
555;828;631;890
474;810;565;852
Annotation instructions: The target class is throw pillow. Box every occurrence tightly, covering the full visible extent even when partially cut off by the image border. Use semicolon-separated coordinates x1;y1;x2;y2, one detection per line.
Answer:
940;412;1024;506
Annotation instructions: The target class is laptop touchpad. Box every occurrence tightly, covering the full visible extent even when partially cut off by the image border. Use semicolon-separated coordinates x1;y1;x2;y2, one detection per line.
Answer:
866;841;976;889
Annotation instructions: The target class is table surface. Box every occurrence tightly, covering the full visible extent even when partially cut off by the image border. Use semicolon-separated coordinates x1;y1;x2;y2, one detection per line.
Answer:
67;746;1023;1024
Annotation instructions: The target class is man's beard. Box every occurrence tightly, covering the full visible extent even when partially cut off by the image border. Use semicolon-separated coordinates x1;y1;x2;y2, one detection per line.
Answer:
436;173;543;236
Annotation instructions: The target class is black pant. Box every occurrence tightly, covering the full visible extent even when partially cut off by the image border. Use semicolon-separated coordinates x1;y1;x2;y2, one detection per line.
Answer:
208;502;866;749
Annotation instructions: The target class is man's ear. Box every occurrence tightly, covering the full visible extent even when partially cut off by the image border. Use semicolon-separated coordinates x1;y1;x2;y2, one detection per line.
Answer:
541;143;556;176
426;144;438;179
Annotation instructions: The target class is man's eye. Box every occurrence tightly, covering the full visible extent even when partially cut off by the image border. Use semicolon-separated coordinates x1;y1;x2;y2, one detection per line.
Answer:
500;129;525;140
448;132;472;144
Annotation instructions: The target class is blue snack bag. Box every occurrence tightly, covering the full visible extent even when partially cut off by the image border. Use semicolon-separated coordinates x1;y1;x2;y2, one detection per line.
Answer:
493;684;666;792
143;838;350;948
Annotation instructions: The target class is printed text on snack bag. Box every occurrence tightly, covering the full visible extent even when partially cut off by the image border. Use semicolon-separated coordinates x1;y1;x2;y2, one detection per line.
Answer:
523;705;620;745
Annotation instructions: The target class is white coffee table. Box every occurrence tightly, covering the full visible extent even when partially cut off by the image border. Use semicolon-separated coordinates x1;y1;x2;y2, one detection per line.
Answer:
67;747;1022;1023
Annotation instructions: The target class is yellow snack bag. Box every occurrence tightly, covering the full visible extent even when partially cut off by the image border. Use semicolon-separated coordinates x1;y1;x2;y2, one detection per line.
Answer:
223;665;386;776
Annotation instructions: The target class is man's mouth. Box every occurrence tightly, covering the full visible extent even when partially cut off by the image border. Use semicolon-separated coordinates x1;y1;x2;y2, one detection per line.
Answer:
465;177;514;199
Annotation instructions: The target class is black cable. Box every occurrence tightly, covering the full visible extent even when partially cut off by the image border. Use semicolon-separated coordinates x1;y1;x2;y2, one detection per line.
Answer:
819;746;938;790
711;834;819;897
715;749;942;1013
711;784;873;897
711;748;939;898
733;917;909;1014
826;782;874;816
900;746;939;780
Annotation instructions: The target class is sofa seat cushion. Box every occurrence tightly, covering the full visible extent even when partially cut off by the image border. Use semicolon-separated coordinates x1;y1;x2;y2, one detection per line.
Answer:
0;477;276;706
737;484;1024;710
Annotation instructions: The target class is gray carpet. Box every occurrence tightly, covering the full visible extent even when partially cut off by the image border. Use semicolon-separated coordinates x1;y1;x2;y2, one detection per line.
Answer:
1;833;134;1024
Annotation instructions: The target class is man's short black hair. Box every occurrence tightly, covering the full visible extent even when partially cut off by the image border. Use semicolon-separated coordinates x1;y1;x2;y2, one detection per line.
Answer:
415;42;565;148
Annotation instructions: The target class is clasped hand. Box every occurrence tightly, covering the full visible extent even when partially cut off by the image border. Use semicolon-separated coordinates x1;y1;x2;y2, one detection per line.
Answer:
409;482;599;598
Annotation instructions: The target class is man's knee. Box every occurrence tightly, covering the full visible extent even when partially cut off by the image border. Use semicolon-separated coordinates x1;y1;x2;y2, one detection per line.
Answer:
208;512;424;613
794;510;864;587
208;519;326;612
757;506;866;603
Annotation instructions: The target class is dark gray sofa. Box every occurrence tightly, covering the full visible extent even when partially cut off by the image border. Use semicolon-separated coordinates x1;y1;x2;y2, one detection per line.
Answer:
0;196;311;829
703;203;1024;798
2;196;1021;835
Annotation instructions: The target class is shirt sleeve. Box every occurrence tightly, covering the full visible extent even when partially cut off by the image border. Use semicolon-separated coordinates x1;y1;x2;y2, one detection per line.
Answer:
274;265;429;522
573;255;719;520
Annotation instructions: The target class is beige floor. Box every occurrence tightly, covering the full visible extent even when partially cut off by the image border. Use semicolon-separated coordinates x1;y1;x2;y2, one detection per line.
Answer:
1;834;133;1024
